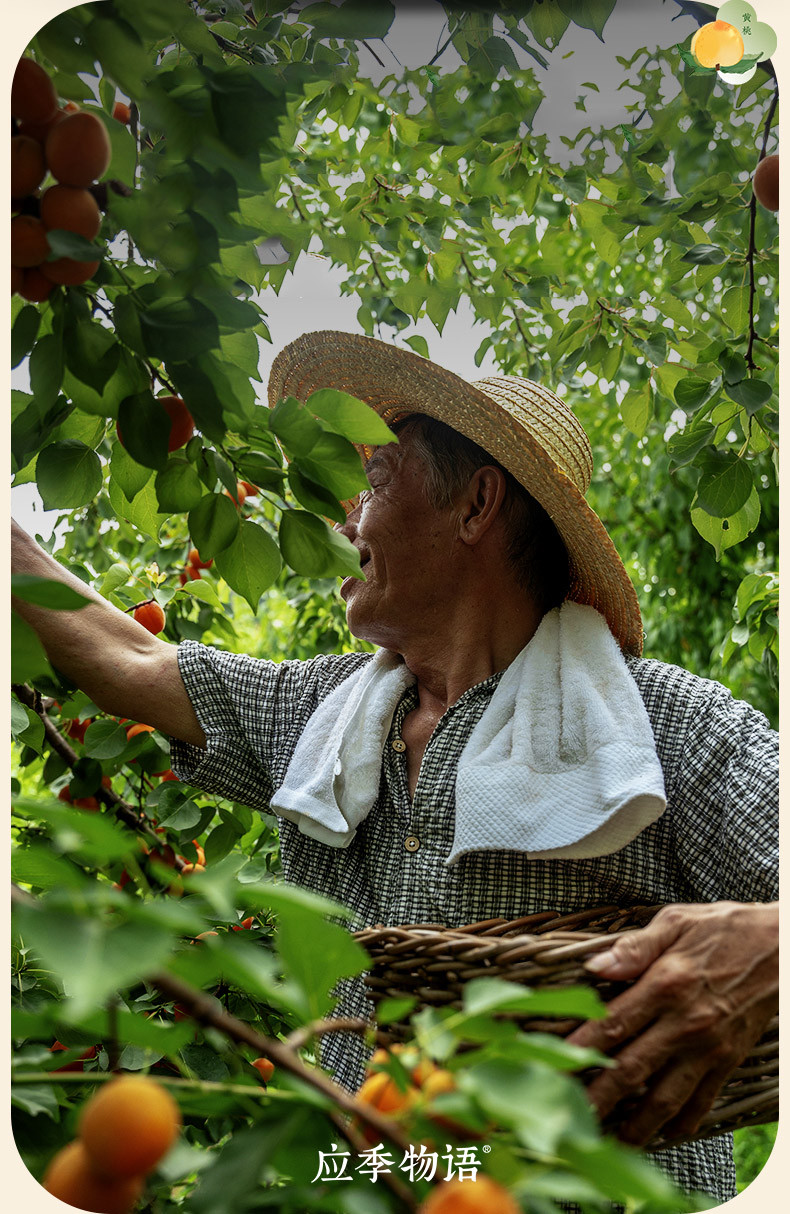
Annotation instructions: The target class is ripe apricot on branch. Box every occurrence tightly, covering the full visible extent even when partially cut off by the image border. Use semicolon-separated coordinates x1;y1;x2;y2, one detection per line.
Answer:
188;547;213;570
690;20;744;69
41;184;102;240
133;601;166;634
252;1057;275;1082
11;215;50;267
754;154;779;212
11;134;46;197
113;101;132;125
126;722;155;739
12;57;58;125
418;1174;522;1214
79;1074;182;1179
46;110;112;187
19;267;54;303
160;395;195;451
42;1140;144;1214
41;256;100;286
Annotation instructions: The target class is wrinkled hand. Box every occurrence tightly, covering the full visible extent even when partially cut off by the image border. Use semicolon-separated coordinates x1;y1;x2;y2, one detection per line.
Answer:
566;901;778;1146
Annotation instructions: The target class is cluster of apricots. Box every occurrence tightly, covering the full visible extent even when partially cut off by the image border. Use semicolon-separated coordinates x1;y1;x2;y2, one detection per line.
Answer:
11;56;115;302
356;1044;477;1144
42;1074;181;1213
418;1173;522;1214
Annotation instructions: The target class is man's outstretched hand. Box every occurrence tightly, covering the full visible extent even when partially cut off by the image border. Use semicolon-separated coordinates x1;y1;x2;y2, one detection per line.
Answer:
566;901;778;1146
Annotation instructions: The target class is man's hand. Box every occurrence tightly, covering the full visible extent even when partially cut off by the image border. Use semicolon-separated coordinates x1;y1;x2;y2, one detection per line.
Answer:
566;901;778;1146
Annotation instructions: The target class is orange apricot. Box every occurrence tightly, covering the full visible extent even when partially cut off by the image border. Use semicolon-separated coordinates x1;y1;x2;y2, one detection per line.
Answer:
188;547;213;569
43;1140;144;1214
11;134;46;197
12;58;58;126
418;1174;522;1214
754;154;779;212
40;256;100;286
18;106;69;145
160;395;195;451
19;267;55;302
113;101;131;125
132;601;166;634
252;1057;275;1081
126;722;155;739
45;110;112;187
11;215;50;267
41;184;102;240
79;1074;181;1179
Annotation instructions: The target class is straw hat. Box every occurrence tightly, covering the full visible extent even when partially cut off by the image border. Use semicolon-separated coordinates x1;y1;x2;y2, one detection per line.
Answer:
268;330;643;655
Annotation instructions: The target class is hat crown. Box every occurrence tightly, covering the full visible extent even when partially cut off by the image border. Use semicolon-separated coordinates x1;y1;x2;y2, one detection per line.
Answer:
472;376;594;494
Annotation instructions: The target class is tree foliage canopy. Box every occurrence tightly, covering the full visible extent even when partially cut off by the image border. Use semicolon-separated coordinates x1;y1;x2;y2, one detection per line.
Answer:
11;1;778;1209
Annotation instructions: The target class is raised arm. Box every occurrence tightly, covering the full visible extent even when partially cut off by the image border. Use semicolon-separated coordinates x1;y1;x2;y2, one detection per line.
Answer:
12;520;206;748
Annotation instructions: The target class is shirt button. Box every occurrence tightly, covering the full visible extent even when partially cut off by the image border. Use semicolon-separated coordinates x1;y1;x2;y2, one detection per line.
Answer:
391;738;406;753
404;834;420;853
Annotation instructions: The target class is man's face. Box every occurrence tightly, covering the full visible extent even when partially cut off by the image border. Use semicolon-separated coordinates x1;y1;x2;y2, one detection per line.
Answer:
338;434;456;649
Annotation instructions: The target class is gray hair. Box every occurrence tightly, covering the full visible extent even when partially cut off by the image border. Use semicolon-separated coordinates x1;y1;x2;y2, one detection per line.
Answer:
394;413;570;611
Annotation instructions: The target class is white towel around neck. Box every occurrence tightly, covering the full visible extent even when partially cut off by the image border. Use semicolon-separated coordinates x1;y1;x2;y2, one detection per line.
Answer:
271;602;666;861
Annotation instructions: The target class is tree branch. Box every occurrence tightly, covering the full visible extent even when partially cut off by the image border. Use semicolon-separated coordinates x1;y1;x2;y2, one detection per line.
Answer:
11;684;177;856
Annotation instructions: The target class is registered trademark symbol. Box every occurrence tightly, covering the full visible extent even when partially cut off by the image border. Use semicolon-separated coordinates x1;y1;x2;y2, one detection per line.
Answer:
482;1145;491;1153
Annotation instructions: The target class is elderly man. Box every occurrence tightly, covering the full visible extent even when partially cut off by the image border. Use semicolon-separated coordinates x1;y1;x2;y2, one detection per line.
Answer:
12;331;778;1207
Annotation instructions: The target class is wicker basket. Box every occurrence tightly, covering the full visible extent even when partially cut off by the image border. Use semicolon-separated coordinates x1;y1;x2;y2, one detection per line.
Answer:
353;905;778;1151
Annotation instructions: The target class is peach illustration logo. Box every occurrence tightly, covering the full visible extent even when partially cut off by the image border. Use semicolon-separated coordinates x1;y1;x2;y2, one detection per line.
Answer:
679;2;777;84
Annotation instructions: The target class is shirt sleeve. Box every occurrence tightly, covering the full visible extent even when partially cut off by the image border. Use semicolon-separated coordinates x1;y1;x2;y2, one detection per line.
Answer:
168;640;369;810
669;674;778;903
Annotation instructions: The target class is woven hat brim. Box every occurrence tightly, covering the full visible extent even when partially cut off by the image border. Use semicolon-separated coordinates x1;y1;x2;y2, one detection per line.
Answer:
268;330;643;656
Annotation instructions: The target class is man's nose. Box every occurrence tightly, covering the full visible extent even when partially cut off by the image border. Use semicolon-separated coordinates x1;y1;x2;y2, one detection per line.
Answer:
333;500;360;537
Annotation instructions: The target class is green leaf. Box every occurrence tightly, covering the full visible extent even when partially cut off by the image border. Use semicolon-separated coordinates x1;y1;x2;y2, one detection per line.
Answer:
138;297;220;363
83;720;129;760
108;476;171;540
721;285;750;333
10;576;90;610
275;901;369;1019
14;903;175;1020
11;613;55;685
724;378;773;414
188;494;241;560
695;450;754;518
394;113;421;146
214;521;282;612
155;460;205;513
63;317;120;395
463;978;606;1022
11;305;41;369
305;388;397;446
298;432;370;500
633;331;667;365
680;243;727;265
558;0;616;41
116;392;171;472
269;397;325;458
36;441;103;509
29;333;65;410
666;423;716;467
301;0;395;39
109;442;152;501
288;466;346;525
619;382;652;438
46;229;103;261
404;335;430;359
673;376;720;414
279;511;363;579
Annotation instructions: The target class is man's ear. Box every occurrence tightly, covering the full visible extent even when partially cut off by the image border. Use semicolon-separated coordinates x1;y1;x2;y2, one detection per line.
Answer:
455;465;508;546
